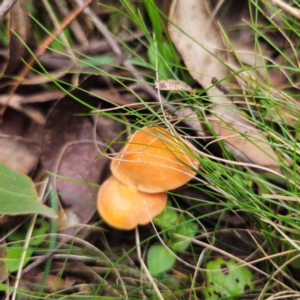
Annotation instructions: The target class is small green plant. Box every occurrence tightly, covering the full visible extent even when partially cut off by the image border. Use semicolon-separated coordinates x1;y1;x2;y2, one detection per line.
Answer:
202;258;255;300
147;205;198;276
6;218;50;272
147;243;176;276
0;163;56;218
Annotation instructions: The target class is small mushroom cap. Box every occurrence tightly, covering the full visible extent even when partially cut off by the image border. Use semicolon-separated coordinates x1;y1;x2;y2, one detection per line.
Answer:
111;126;199;193
97;175;167;230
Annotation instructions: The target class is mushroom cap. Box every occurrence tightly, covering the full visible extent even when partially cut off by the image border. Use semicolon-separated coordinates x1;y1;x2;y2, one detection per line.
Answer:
97;175;167;230
110;126;199;193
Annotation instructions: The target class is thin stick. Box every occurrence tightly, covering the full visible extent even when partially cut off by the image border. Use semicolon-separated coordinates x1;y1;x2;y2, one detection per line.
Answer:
271;0;300;19
189;248;206;300
135;228;164;300
11;215;37;300
211;77;236;103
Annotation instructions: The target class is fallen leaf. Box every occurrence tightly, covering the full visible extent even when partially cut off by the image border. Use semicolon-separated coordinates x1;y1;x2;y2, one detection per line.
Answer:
41;76;109;227
207;109;280;171
155;79;194;94
169;0;232;96
0;135;41;174
0;163;56;218
0;108;42;174
168;0;280;172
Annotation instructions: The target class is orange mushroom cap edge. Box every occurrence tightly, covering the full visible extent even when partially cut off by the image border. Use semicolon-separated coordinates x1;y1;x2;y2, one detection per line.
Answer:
97;175;167;230
110;126;199;193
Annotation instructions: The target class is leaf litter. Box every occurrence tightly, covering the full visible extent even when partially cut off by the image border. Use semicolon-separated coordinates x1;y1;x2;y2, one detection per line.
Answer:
41;76;108;229
0;0;299;298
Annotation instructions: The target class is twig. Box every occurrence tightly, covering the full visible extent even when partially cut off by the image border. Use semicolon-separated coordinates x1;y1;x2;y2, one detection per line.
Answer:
11;215;37;300
135;228;164;300
0;0;17;21
211;77;236;103
271;0;300;19
189;248;206;300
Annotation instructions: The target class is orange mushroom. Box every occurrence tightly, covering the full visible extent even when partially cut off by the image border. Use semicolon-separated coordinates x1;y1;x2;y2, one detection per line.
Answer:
97;175;167;230
110;126;199;193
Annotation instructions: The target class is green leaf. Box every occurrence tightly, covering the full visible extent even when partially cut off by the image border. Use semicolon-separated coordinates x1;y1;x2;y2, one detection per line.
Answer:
5;218;50;274
147;41;174;79
5;243;33;272
170;217;198;252
144;0;163;43
0;163;57;218
147;244;176;276
29;218;51;246
202;258;255;300
8;218;50;246
153;206;178;230
154;209;198;252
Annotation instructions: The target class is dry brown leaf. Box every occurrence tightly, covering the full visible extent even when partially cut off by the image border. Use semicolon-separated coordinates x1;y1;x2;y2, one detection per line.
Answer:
168;0;280;171
0;136;41;174
169;0;233;100
0;109;42;174
155;79;194;94
0;0;30;76
41;76;108;228
207;116;280;170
